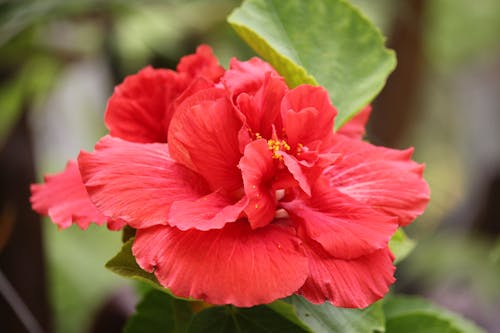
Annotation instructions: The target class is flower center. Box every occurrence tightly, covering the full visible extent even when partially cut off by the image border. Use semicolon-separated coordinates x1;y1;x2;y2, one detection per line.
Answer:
267;139;291;160
251;129;302;159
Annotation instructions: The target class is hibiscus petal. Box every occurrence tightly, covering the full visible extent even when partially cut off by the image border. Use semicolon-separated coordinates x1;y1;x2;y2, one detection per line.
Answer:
299;241;395;308
168;192;248;231
336;105;372;139
78;135;209;229
176;44;224;82
281;85;337;149
133;222;309;307
281;153;312;196
30;160;107;230
168;88;243;191
239;140;277;229
282;177;397;260
106;218;127;231
327;135;430;226
235;73;287;139
173;76;215;111
222;57;278;98
105;66;181;143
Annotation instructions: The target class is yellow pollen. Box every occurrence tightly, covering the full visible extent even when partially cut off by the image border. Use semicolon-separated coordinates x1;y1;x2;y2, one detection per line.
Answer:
296;143;304;155
267;139;291;160
255;132;263;139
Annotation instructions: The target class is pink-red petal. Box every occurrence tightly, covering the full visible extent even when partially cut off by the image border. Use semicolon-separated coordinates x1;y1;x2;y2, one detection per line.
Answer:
176;44;224;82
168;88;243;191
133;222;309;307
30;160;107;230
239;140;277;229
105;46;223;144
105;66;181;143
222;57;279;99
299;241;395;308
106;218;127;231
168;192;247;231
78;135;209;229
281;85;337;149
336;105;372;139
327;135;430;226
235;73;287;139
282;177;397;260
281;153;312;196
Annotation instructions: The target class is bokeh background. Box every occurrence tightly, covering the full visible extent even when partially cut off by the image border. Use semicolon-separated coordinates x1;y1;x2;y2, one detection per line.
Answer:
0;0;499;332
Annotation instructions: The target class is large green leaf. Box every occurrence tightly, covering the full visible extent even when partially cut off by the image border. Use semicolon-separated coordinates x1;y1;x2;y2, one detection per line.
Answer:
288;295;385;333
383;295;485;333
125;289;193;333
228;0;396;128
389;228;416;264
187;303;312;333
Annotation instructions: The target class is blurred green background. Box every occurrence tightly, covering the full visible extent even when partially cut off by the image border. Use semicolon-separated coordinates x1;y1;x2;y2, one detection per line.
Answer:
0;0;499;332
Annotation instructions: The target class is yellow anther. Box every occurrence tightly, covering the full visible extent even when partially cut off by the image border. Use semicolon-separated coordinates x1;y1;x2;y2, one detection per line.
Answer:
296;143;304;156
267;139;291;160
255;132;263;139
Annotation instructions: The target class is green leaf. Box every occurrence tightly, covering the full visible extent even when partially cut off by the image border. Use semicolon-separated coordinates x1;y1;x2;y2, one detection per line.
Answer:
125;289;193;333
228;0;396;128
384;295;485;333
187;304;311;333
121;225;136;243
266;301;314;332
389;228;416;264
105;238;192;301
288;295;385;333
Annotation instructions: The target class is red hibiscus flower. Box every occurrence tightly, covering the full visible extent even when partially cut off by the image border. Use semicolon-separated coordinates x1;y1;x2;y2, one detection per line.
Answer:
31;47;429;308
